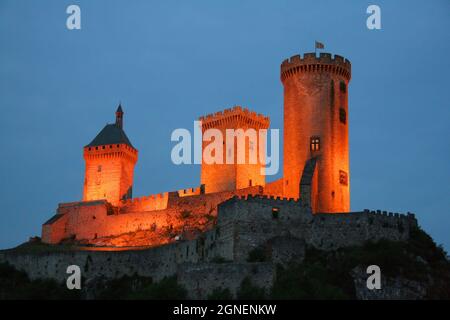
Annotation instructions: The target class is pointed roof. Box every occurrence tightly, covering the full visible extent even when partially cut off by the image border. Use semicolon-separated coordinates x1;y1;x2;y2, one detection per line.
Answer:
116;104;123;113
85;124;134;148
85;106;134;149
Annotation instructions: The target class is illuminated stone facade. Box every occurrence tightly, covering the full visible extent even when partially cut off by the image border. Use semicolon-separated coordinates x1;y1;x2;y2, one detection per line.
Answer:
82;106;137;206
42;52;353;245
200;106;270;193
281;53;351;213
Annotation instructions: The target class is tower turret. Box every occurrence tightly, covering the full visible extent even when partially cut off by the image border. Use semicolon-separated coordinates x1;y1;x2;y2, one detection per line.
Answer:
115;104;123;129
281;52;351;213
82;105;138;206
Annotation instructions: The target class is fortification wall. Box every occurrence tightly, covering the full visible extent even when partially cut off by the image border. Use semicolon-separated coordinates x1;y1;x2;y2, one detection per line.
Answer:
42;186;264;244
42;214;69;244
4;195;419;299
177;262;275;299
0;243;181;283
177;186;203;197
215;196;418;260
263;178;285;198
0;242;274;300
308;210;416;250
120;192;169;212
216;195;309;261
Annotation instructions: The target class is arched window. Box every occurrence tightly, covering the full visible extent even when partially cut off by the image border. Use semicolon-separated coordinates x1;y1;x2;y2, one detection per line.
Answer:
310;136;320;151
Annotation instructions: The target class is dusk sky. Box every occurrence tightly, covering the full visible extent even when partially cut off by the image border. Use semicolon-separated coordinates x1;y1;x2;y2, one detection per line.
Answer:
0;0;449;250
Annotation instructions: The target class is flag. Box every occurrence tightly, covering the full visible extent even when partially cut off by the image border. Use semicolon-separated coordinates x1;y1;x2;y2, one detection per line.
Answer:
315;41;324;49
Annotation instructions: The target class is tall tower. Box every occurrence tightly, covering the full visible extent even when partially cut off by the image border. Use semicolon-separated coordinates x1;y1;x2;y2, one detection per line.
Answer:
199;106;270;194
83;105;138;206
281;53;351;213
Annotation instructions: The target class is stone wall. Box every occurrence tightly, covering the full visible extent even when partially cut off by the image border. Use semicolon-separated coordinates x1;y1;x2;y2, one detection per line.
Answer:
3;195;418;299
215;196;417;260
42;186;264;244
177;262;275;299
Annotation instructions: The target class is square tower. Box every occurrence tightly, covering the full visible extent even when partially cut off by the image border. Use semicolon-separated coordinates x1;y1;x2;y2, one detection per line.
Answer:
83;106;138;206
199;106;270;194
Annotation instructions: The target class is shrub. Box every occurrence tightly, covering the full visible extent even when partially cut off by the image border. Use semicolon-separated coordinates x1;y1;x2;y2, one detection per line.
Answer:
271;262;349;300
0;262;81;300
207;287;233;300
236;277;266;300
247;247;267;262
129;276;187;300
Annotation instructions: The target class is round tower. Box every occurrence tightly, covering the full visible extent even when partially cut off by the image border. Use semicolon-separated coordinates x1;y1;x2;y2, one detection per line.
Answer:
280;52;351;213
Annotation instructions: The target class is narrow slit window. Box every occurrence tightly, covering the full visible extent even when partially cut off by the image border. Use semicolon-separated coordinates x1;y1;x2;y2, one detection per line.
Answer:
339;108;346;124
340;81;347;93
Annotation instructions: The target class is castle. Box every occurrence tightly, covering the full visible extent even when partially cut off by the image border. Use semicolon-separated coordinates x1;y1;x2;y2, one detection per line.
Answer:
0;51;422;299
41;52;397;247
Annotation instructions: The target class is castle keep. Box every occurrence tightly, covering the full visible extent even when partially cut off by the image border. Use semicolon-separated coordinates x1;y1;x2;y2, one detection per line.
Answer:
39;53;409;252
281;53;351;212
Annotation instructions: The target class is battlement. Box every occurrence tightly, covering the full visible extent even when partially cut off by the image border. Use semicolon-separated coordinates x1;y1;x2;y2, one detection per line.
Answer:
281;52;351;82
362;209;417;222
83;143;138;161
177;185;205;197
120;192;169;212
221;195;417;225
224;194;301;207
199;106;270;130
58;199;108;209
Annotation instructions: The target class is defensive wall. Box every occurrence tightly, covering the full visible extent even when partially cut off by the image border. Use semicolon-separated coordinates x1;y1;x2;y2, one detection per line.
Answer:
2;195;417;299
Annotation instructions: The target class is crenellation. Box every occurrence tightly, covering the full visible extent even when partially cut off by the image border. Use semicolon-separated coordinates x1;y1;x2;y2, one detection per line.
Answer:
199;105;270;129
281;52;351;82
118;192;170;214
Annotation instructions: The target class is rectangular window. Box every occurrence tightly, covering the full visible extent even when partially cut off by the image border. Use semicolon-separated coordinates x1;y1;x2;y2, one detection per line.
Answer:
339;170;348;186
340;81;347;93
310;136;320;151
97;165;102;172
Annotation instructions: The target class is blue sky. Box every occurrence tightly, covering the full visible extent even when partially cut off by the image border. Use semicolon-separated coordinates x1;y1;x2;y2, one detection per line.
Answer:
0;0;449;250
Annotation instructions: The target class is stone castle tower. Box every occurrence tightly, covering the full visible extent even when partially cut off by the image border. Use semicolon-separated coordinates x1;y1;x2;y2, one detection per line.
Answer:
199;106;270;194
281;53;351;213
82;105;138;206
